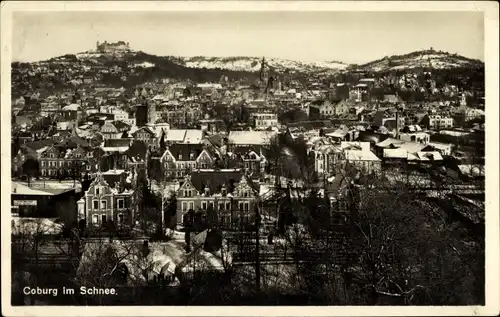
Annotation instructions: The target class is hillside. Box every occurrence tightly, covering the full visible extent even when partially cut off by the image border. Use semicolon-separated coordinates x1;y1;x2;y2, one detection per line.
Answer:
11;47;484;97
354;49;484;73
174;56;348;74
11;50;260;95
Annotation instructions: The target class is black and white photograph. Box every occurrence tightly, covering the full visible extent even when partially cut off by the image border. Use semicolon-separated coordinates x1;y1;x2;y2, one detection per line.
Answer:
1;1;499;315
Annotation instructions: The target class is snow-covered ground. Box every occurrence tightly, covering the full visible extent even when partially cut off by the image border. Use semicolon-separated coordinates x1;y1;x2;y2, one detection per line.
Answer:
360;51;482;72
76;50;103;60
132;61;155;68
177;56;348;73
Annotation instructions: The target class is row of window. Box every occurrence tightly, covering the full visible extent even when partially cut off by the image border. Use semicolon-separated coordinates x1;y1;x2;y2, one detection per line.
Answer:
45;152;92;159
41;160;91;168
41;167;90;176
183;188;253;198
91;213;126;224
91;199;125;210
176;162;209;169
181;201;250;211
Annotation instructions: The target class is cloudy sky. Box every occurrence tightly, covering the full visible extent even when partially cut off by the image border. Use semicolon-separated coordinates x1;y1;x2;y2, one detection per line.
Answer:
12;11;484;64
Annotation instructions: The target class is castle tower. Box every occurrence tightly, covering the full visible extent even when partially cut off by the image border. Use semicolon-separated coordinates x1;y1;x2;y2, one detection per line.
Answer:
96;41;100;50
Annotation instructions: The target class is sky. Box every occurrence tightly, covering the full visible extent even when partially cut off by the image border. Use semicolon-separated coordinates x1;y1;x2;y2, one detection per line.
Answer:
12;11;484;64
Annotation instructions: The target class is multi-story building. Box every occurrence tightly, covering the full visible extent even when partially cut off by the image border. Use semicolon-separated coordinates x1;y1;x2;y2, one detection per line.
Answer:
133;126;158;150
397;125;430;143
341;141;382;175
160;144;217;179
100;122;122;140
252;113;279;130
96;40;130;54
39;145;96;178
175;169;260;228
230;146;268;179
421;114;454;130
311;144;343;177
77;172;134;229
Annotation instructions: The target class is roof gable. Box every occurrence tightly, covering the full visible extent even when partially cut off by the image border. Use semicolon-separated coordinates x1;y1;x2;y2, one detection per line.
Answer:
189;170;243;194
168;144;203;161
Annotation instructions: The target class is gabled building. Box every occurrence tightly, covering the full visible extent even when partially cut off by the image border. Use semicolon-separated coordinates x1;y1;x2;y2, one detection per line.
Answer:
100;122;122;140
160;144;217;179
39;145;95;178
78;172;134;230
133;126;157;150
175;169;260;228
311;143;343;177
229;146;268;179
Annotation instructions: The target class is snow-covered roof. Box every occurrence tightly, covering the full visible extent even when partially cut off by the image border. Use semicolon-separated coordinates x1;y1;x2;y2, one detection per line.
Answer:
409;151;443;161
427;142;452;151
341;141;371;153
375;138;405;148
196;83;222;89
12;182;55;196
165;129;187;142
62;103;80;111
101;146;129;153
345;150;381;161
354;83;368;88
102;169;126;175
228;131;276;145
184;129;203;144
326;129;349;138
396;142;429;154
383;148;409;159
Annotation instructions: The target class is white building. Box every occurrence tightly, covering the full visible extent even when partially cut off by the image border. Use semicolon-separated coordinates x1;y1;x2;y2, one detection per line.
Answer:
111;109;129;122
422;114;454;130
253;113;279;130
341;141;381;174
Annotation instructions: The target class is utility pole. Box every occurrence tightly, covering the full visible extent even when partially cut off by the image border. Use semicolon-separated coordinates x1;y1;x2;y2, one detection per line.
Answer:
255;203;261;292
161;189;165;237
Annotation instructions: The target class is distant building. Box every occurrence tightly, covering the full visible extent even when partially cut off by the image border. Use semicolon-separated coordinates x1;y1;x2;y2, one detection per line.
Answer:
253;113;278;130
421;114;454;130
133;126;158;150
96;40;130;54
311;143;343;177
397;125;430;143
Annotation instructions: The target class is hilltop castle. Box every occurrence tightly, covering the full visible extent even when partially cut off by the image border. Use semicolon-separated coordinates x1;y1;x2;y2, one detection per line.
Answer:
96;41;130;54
